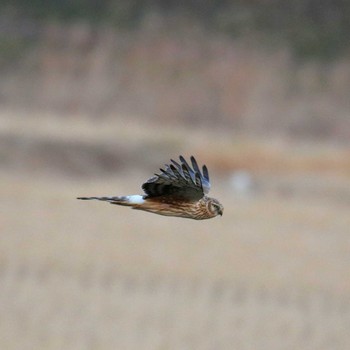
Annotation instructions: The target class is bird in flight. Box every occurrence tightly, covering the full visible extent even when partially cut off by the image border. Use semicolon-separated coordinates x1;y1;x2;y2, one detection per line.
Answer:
77;156;223;220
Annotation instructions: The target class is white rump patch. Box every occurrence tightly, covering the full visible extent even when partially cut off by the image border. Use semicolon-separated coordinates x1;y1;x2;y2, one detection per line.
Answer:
127;195;145;204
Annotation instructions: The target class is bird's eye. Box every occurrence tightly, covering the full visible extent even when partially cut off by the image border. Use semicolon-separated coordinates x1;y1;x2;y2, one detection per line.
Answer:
212;203;219;211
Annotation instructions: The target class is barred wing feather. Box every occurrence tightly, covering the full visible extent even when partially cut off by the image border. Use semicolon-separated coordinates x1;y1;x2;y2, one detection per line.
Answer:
142;156;211;200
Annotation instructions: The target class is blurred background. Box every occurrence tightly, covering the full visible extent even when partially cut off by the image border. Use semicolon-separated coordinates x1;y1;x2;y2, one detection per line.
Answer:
1;1;350;349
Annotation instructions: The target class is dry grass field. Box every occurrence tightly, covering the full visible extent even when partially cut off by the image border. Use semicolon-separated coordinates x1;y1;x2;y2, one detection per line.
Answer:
1;111;350;349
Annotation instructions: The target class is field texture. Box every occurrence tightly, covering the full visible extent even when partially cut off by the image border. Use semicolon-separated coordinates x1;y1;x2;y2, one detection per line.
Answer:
1;112;350;349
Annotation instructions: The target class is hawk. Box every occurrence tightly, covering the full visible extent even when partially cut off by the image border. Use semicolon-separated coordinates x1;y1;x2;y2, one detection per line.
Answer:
77;156;223;220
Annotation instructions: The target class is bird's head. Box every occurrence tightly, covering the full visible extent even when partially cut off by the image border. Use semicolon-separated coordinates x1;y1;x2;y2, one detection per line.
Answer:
207;198;224;217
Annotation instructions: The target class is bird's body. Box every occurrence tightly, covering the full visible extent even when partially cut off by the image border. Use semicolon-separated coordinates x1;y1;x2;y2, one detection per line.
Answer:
78;156;223;220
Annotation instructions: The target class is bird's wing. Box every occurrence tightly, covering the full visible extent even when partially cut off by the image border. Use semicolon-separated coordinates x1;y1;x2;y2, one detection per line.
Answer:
142;156;211;200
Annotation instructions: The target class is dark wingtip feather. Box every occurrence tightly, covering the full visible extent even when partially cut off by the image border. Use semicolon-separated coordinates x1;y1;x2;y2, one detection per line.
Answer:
190;156;200;174
159;168;170;177
202;164;209;181
170;159;181;168
195;172;202;188
170;159;184;177
179;155;186;165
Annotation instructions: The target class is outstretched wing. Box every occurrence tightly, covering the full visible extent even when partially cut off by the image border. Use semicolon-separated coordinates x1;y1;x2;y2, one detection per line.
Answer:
142;156;211;200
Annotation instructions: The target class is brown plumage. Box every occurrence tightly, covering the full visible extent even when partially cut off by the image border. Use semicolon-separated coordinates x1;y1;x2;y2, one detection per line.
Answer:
77;156;223;220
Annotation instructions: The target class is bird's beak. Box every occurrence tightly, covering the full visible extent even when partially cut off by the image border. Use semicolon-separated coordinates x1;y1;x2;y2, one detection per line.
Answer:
219;209;223;216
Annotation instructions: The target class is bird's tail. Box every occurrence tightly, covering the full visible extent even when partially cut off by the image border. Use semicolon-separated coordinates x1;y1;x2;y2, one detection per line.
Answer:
77;195;145;207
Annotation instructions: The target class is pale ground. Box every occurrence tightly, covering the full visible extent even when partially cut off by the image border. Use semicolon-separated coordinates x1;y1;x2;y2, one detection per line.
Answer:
1;111;350;349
